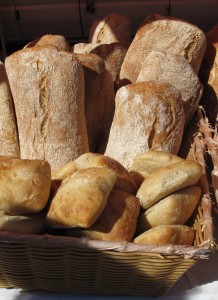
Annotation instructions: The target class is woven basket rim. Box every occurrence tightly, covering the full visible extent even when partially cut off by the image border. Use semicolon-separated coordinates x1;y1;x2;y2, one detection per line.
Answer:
0;229;215;259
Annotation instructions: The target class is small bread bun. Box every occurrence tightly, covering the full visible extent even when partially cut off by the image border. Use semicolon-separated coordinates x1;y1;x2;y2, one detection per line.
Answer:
133;225;195;246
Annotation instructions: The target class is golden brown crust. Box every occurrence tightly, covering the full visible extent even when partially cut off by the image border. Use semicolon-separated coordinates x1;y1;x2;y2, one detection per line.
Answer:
46;167;117;228
24;34;71;51
0;156;51;214
64;189;140;242
134;225;195;246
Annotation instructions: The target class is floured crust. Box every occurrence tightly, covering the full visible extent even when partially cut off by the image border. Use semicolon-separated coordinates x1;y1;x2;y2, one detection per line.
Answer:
104;81;185;169
0;62;20;157
136;51;203;126
5;45;89;171
119;14;206;85
24;34;71;51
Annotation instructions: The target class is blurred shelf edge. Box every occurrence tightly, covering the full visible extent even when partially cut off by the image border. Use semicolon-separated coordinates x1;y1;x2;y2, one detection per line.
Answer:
0;0;218;60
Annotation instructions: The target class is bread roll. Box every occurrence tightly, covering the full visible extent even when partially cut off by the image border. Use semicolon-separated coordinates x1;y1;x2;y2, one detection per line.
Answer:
129;150;184;176
89;13;132;47
24;34;71;51
0;210;45;234
137;160;203;209
74;152;137;194
104;81;185;169
46;167;117;228
0;62;20;157
5;45;89;171
136;51;203;126
0;156;51;214
134;225;195;246
119;14;206;85
137;186;201;232
63;189;140;242
51;160;77;181
74;53;115;152
73;42;127;85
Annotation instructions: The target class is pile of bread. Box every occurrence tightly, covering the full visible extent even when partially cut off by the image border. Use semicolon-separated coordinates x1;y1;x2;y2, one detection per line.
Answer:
0;13;217;246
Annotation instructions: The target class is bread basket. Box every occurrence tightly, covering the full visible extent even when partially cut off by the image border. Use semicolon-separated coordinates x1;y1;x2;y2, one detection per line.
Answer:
0;106;216;297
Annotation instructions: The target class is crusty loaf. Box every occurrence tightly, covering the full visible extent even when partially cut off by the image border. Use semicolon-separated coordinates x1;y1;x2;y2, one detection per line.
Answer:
89;13;132;47
199;24;218;125
63;189;140;242
74;152;137;194
24;34;71;51
137;186;201;232
5;45;89;171
136;160;203;209
119;14;206;85
136;51;203;126
73;42;127;86
104;81;185;169
73;52;115;152
134;225;195;246
0;156;51;214
46;167;117;228
0;62;20;157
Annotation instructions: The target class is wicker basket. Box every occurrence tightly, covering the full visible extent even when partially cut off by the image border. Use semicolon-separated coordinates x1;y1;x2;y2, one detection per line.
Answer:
0;107;216;297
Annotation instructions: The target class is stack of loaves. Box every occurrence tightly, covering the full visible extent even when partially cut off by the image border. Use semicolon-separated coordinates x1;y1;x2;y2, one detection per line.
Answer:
0;12;216;246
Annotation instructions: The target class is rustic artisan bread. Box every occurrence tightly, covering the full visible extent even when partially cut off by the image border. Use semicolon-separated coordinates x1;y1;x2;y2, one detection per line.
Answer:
137;186;201;232
104;81;185;169
74;52;115;152
0;156;51;214
51;160;77;181
119;14;207;85
136;51;203;126
63;189;140;242
199;23;218;124
89;13;132;47
74;152;137;194
129;150;184;177
5;45;89;171
46;167;117;228
137;160;203;210
0;62;20;157
0;210;46;234
134;225;195;246
24;34;71;51
73;42;127;87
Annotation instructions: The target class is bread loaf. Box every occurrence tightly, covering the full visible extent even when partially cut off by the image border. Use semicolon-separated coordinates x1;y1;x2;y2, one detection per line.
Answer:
136;160;203;209
0;156;51;214
199;24;218;124
89;13;132;47
74;152;137;194
119;14;207;85
0;62;20;157
104;81;185;169
63;189;140;242
136;51;203;126
137;186;201;232
5;45;89;171
73;52;115;152
46;167;117;228
73;42;127;87
24;34;71;51
134;225;195;246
